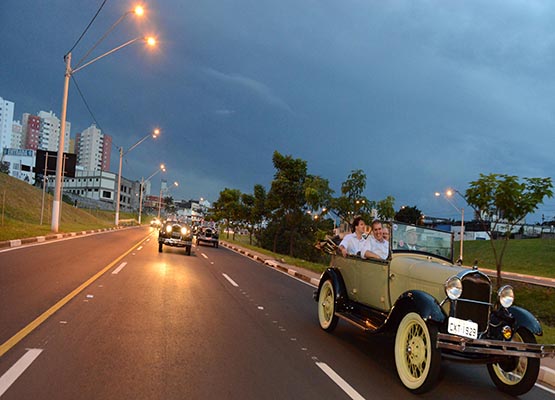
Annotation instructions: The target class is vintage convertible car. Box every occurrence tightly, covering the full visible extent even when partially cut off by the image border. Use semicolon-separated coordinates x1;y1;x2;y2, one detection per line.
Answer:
195;226;219;248
158;219;193;255
314;222;555;395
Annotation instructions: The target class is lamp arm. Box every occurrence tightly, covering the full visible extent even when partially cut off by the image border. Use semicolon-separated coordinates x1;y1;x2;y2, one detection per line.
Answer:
72;37;141;74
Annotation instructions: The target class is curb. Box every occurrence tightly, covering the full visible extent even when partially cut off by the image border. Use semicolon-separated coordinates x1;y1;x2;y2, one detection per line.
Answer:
219;241;555;391
0;226;128;249
219;241;321;287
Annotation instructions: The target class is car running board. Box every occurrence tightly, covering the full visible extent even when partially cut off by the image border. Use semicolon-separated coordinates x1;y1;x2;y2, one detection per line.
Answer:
335;311;384;332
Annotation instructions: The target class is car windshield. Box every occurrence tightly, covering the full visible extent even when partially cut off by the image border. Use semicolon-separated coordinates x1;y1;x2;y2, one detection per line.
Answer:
391;222;453;261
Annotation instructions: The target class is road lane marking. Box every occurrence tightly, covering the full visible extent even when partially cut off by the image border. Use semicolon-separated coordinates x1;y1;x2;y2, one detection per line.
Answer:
0;349;43;396
0;235;147;358
222;273;239;287
316;362;365;400
201;253;208;259
112;262;128;274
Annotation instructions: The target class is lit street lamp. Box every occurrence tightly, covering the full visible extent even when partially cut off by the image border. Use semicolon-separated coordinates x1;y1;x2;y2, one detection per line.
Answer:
115;129;160;225
51;6;157;232
435;189;465;264
138;163;165;224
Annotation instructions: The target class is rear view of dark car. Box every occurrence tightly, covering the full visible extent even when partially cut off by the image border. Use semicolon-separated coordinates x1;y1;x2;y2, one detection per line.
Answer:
195;227;219;248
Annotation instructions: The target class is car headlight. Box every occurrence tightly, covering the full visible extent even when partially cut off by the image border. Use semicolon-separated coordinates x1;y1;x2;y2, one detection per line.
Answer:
165;225;172;233
181;227;188;235
498;285;514;308
445;276;462;300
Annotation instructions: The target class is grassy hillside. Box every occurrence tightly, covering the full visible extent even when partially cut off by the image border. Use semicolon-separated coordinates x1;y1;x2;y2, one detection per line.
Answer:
456;239;555;279
0;172;138;241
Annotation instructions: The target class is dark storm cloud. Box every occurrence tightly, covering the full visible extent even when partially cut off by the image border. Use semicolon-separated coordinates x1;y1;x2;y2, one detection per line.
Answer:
2;0;555;220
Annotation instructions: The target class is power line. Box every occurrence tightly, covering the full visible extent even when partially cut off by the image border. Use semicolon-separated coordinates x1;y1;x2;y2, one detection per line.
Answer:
65;0;109;57
70;75;103;133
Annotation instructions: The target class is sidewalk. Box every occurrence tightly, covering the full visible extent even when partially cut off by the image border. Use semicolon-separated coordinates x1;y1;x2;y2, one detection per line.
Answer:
220;240;555;391
0;226;128;249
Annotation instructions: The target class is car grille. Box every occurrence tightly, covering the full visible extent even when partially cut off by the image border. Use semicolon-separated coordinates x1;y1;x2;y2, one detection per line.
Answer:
453;271;491;333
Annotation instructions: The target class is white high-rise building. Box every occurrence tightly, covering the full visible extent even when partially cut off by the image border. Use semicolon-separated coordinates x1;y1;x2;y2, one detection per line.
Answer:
11;120;22;149
37;110;70;153
75;124;112;172
0;97;15;152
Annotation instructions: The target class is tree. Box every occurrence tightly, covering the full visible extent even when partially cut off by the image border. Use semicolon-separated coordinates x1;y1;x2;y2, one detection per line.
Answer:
212;188;242;238
465;173;553;287
377;195;396;221
331;169;373;225
240;185;267;245
163;196;174;214
264;151;333;257
395;205;423;225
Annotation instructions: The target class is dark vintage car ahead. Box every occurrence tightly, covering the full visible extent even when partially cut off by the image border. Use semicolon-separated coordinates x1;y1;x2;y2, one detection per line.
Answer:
315;221;555;395
195;226;219;248
158;219;193;255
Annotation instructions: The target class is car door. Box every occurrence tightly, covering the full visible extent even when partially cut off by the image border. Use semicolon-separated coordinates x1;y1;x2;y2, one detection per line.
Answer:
357;258;390;311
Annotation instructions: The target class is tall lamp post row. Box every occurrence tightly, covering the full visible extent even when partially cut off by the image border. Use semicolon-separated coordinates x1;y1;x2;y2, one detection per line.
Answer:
51;6;157;232
435;189;465;264
138;164;166;224
115;129;160;225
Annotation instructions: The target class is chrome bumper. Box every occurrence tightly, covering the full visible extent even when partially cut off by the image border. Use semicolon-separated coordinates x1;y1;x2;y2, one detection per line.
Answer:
160;238;192;247
437;333;555;358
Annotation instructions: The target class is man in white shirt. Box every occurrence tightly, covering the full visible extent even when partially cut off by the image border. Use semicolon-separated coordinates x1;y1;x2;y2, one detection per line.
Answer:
339;216;367;257
362;220;389;260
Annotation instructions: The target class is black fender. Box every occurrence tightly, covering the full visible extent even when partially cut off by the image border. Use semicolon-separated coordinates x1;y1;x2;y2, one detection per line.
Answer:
509;306;543;336
315;268;349;311
386;290;447;330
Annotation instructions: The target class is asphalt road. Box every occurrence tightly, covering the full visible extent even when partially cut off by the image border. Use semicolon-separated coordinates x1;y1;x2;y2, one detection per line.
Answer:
0;227;553;399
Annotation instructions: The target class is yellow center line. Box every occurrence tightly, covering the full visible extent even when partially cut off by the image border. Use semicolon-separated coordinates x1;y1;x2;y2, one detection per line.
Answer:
0;232;153;358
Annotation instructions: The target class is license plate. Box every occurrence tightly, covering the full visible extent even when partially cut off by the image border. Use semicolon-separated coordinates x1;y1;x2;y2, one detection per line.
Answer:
448;317;478;339
172;232;181;238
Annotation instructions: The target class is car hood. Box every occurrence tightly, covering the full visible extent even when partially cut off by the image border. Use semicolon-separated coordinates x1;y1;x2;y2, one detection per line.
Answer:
389;254;466;304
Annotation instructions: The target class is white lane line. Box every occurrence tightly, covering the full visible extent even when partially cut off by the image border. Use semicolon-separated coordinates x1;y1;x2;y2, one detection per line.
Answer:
137;246;143;251
0;348;43;396
201;253;208;259
316;362;365;400
112;262;127;275
222;273;239;287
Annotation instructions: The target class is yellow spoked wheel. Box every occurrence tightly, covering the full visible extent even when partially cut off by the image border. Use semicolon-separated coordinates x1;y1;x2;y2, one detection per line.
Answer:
486;328;540;396
318;280;338;332
394;312;441;393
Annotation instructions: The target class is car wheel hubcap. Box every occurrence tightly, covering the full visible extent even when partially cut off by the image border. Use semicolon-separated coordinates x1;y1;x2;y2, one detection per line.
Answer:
405;323;427;378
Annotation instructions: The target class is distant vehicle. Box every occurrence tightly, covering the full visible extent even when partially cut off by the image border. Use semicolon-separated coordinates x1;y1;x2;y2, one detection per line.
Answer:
150;218;161;228
195;226;219;248
314;221;555;395
158;219;193;255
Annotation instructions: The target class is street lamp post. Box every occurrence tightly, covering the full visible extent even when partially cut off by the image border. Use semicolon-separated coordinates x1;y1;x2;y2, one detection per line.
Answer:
115;129;160;225
157;181;178;219
51;7;156;232
138;163;165;224
435;189;465;264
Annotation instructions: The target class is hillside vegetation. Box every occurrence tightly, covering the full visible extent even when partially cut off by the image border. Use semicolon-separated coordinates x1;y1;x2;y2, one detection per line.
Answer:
0;172;136;241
